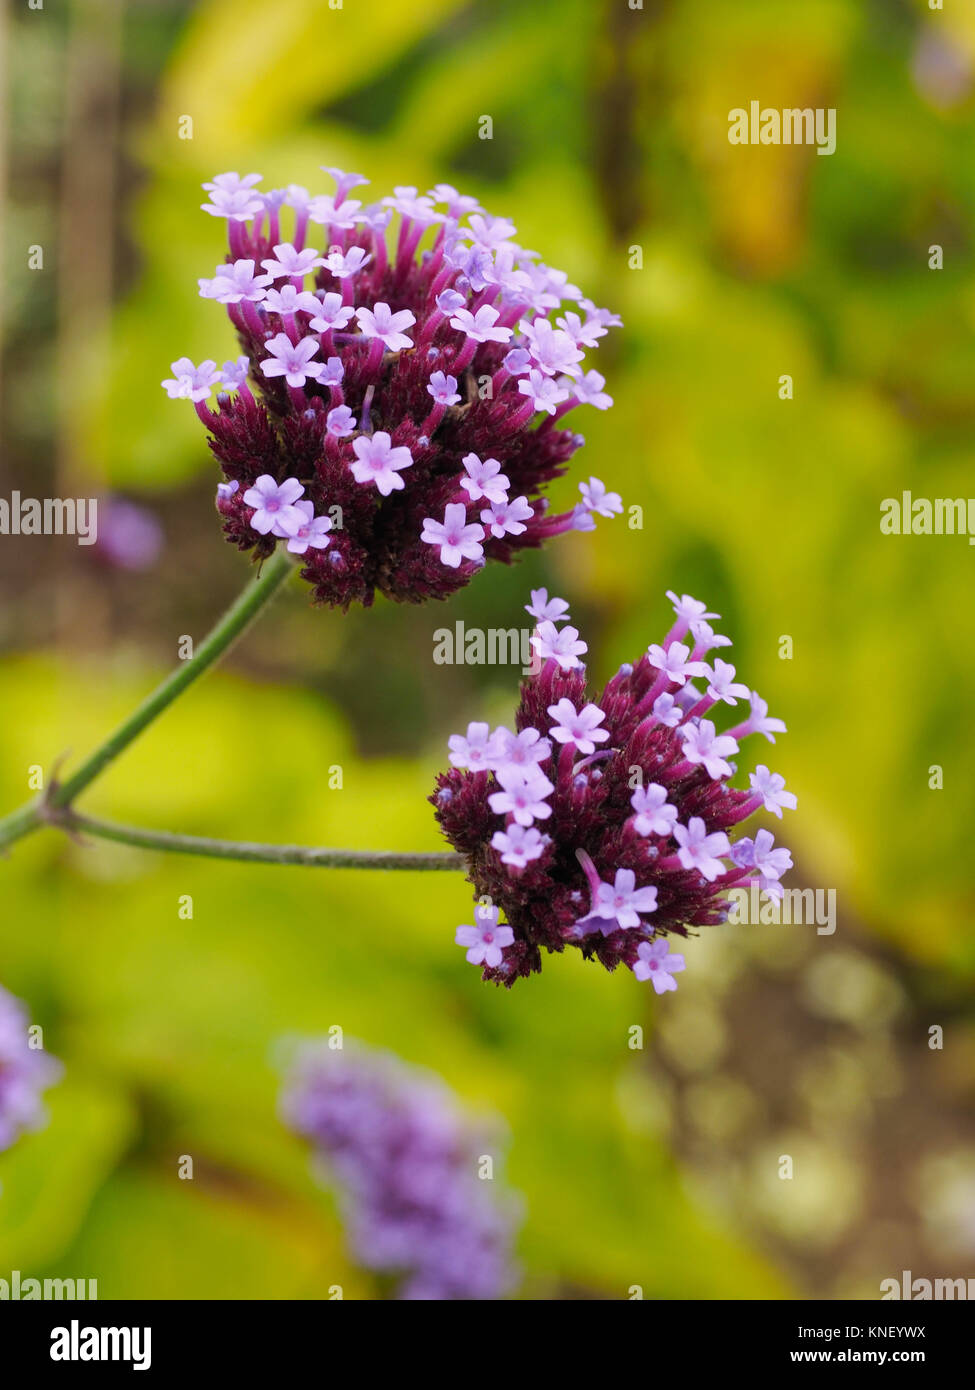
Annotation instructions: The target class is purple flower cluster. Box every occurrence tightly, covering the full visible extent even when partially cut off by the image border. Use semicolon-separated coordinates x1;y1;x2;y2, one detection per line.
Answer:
280;1041;519;1300
433;589;796;990
163;168;622;609
0;984;62;1151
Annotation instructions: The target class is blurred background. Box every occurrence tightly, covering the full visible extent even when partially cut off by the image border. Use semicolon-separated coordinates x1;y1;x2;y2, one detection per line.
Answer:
1;0;974;1298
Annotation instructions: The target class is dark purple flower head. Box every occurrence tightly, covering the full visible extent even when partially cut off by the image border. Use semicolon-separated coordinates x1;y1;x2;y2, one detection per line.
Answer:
280;1040;520;1300
0;984;62;1151
432;591;796;990
163;169;622;609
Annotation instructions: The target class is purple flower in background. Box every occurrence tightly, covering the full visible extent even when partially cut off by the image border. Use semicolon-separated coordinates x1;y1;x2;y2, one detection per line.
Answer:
170;167;622;609
431;590;795;989
93;497;164;571
0;984;62;1152
280;1040;520;1300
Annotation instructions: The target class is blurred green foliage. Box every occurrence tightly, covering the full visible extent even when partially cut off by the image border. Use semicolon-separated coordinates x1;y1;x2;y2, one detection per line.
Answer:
2;0;975;1297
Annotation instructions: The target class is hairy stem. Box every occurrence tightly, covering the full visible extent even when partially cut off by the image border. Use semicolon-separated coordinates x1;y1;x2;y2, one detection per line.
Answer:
63;812;464;871
0;550;294;855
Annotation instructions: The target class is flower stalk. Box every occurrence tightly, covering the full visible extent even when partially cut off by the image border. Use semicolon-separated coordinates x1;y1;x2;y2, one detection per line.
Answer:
59;812;462;871
0;548;452;873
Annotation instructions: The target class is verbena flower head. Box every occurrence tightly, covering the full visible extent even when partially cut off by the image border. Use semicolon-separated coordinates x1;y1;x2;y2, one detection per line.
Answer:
432;591;795;990
0;984;62;1151
280;1040;519;1300
164;168;622;609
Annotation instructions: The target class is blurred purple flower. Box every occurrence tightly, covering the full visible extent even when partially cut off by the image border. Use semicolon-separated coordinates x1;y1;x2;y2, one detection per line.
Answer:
94;497;164;571
0;984;62;1152
280;1040;520;1300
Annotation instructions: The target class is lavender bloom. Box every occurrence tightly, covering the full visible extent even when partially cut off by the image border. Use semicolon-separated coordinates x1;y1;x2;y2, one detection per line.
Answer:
431;590;796;989
280;1041;520;1300
0;985;62;1152
167;167;623;610
93;497;164;571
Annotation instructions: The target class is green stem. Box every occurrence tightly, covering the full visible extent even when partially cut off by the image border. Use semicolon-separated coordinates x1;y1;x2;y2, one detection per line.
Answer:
63;812;464;871
0;550;294;855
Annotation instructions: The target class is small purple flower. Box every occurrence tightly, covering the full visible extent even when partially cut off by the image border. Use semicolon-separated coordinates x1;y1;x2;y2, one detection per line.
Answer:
652;693;682;727
456;903;515;967
491;823;550;869
632;939;685;994
578;476;623;519
201;185;265;221
427;371;460;407
579;866;658;934
263;284;322;316
673;817;731;882
492;726;551;773
220;356;250;390
325;405;355;438
323;245;371;279
460;454;510;504
517;369;568;415
309;294;355;333
350;432;414;496
647;641;709;687
570;369;613;409
547;698;609;756
161;357;222;402
355;302;416;352
520;317;584;378
261;242;326;279
420;504;485;569
286;501;333;555
730;691;787;744
679;720;739;780
260;334;324;389
530;621;587;672
449;304;512;345
479;494;534;539
706;659;749;706
525;589;570;624
487;766;554;826
629;783;678;838
690;619;732;657
200;258;273;304
732;828;793;889
448;721;503;772
242;475;306;536
202;171;262;197
749;765;797;817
